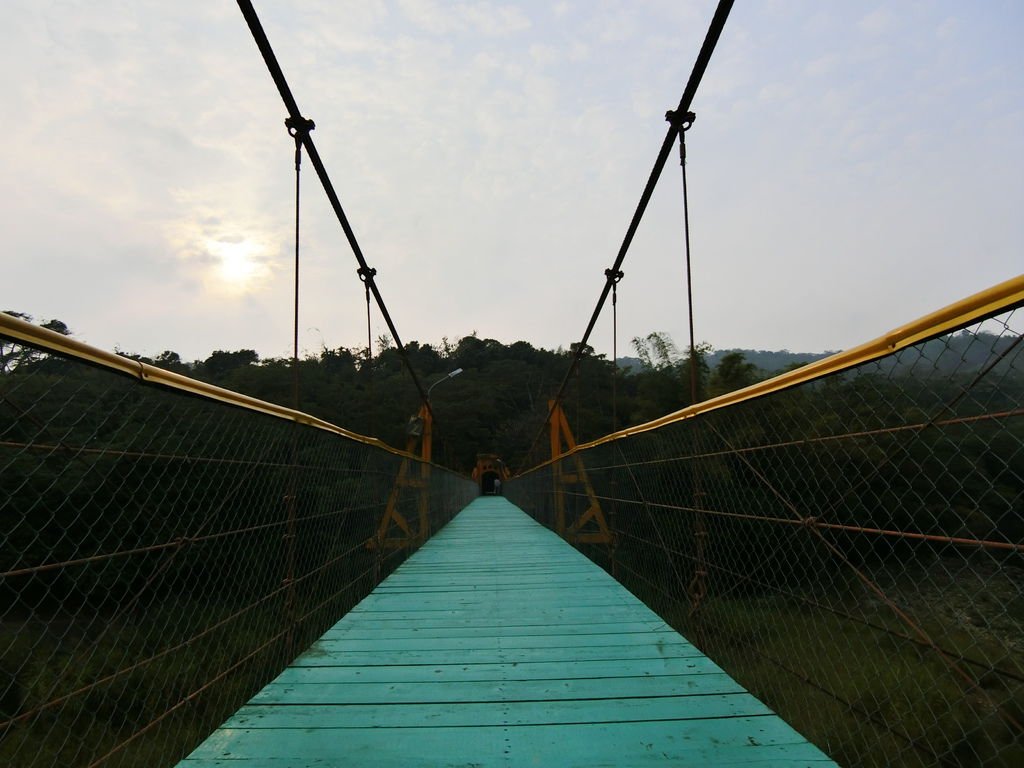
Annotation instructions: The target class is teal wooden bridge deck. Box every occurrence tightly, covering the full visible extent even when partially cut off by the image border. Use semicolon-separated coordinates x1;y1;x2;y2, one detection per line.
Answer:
180;498;836;766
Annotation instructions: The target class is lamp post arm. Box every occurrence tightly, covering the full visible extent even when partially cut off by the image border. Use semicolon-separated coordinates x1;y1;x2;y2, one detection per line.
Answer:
428;368;464;399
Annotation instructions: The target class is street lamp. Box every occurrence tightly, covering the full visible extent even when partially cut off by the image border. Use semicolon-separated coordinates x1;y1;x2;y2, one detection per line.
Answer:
427;367;463;400
421;368;463;470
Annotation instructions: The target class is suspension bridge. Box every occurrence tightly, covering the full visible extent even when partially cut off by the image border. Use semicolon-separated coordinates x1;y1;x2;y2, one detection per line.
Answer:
180;497;836;766
2;1;1023;766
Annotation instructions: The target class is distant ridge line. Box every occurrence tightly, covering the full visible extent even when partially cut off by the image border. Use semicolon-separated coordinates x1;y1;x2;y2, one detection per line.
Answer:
615;348;836;374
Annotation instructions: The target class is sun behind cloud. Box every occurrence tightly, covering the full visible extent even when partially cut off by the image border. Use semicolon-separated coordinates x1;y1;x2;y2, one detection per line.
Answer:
165;191;280;298
206;237;272;292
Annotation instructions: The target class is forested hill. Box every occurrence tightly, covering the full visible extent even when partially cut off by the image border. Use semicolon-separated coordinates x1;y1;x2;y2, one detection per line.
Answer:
114;334;845;471
617;348;835;375
5;313;1016;474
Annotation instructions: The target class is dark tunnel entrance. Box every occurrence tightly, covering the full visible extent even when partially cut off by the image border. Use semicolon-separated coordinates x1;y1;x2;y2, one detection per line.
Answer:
481;471;500;495
473;454;507;496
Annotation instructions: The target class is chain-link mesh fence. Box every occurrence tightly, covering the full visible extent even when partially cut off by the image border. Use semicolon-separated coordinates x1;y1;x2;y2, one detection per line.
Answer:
0;322;476;767
508;292;1024;767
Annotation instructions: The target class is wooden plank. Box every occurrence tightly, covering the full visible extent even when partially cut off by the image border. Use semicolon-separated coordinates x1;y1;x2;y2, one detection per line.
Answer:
178;496;837;767
271;655;729;684
249;674;744;704
345;606;656;621
181;718;833;767
320;620;671;639
226;693;773;728
309;628;687;652
289;644;704;667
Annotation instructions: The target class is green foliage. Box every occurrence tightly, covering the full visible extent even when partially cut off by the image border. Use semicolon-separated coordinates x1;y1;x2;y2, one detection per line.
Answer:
508;319;1024;766
1;313;72;373
200;349;259;379
631;331;679;370
709;350;759;396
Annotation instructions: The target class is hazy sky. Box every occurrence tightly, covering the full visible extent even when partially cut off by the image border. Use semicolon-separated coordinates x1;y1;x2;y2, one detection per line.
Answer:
3;1;1021;363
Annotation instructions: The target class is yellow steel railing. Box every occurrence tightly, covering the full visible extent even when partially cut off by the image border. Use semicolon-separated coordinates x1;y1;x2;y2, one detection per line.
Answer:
0;317;475;767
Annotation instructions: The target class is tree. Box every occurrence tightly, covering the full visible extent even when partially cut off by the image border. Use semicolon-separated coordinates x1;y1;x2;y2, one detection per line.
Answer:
709;351;759;396
680;341;712;405
41;319;71;336
153;350;189;373
629;332;711;416
201;350;258;380
404;342;443;378
631;331;679;371
319;346;356;378
2;312;72;372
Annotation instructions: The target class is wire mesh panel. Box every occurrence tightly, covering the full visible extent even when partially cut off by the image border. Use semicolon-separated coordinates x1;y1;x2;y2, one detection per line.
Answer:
0;332;476;767
508;303;1024;767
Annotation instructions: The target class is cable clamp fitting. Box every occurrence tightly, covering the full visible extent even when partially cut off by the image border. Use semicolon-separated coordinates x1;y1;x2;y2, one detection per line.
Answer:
665;109;696;132
285;115;316;138
604;268;624;285
357;266;377;283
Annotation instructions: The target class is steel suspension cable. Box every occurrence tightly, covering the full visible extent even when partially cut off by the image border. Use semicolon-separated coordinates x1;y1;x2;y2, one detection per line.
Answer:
678;118;698;407
608;276;622;575
576;354;582;442
521;0;734;470
607;268;624;432
284;119;308;661
676;116;708;625
360;267;377;434
235;0;433;417
288;121;308;412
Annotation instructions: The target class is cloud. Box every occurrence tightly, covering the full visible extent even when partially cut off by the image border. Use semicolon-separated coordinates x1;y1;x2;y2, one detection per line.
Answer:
1;0;1021;365
858;8;895;36
398;0;530;36
935;16;959;42
804;54;838;78
164;190;283;298
757;82;794;102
